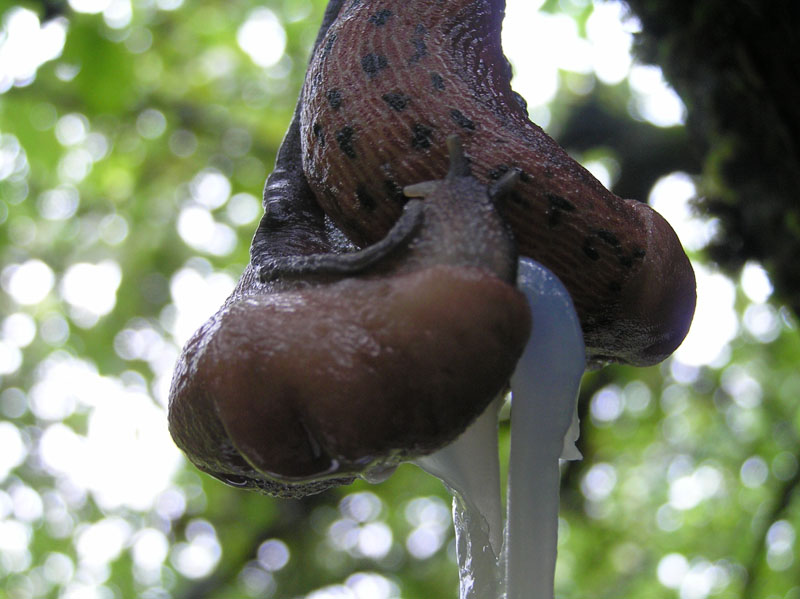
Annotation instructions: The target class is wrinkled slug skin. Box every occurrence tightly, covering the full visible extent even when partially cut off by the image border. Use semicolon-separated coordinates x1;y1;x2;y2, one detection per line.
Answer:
300;0;696;366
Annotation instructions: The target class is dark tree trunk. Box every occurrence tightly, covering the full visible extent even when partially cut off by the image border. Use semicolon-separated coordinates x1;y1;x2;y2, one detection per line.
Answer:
624;0;800;315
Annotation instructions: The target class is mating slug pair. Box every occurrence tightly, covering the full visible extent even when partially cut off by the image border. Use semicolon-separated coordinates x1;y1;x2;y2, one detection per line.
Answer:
168;0;696;497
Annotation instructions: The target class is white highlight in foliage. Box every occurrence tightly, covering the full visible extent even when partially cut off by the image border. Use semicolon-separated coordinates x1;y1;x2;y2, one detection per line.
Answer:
191;169;231;209
503;1;590;110
177;205;238;256
258;539;290;572
237;8;287;68
740;262;773;304
43;552;75;585
658;553;689;589
404;497;450;559
171;521;222;579
585;1;636;84
674;264;737;367
33;354;182;511
0;8;67;92
132;528;170;571
0;422;27;482
629;65;686;127
227;192;262;225
740;456;769;488
60;261;122;325
0;133;28;180
68;0;112;14
2;259;55;305
0;341;22;375
169;265;236;345
10;484;43;522
76;517;132;568
648;172;715;253
38;186;80;221
55;113;89;146
0;519;31;564
581;463;617;502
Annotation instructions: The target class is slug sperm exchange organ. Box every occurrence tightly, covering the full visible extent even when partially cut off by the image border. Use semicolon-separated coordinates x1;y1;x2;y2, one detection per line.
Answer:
168;0;697;499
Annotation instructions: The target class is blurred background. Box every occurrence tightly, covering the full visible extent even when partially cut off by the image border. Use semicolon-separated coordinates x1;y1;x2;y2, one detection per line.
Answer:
1;0;798;597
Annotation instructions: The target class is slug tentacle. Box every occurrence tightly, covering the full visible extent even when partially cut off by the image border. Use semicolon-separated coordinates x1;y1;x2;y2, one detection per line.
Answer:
258;200;425;282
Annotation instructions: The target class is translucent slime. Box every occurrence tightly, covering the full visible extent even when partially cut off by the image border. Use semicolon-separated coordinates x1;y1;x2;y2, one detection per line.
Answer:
416;258;585;599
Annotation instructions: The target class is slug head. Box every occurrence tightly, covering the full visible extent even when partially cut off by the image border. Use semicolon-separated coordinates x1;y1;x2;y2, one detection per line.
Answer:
400;136;520;283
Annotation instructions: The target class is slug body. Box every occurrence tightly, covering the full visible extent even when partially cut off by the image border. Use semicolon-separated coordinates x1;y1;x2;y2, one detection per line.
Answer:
168;139;531;497
300;0;696;366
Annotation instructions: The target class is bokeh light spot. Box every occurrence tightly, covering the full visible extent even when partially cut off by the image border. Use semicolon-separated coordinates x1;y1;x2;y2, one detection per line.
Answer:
237;9;287;68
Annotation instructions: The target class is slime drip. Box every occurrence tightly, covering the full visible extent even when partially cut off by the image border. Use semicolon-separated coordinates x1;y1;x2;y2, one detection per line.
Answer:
415;258;585;599
505;259;585;599
416;398;504;599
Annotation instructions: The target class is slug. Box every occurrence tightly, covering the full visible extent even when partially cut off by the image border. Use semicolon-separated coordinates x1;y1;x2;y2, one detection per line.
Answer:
299;0;696;366
168;137;531;497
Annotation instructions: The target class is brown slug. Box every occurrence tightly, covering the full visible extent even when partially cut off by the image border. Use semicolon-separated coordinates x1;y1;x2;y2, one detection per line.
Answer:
299;0;696;366
168;137;531;497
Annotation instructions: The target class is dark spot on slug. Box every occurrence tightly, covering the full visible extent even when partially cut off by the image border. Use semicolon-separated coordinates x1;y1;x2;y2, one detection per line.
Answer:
410;39;427;63
431;72;445;91
355;184;376;210
383;92;410;111
361;53;388;78
409;24;428;63
489;164;511;180
608;280;623;293
327;89;343;110
321;33;337;59
336;126;357;159
619;248;646;269
313;122;325;147
368;9;392;26
582;239;600;261
595;229;621;248
450;109;476;130
383;179;407;205
410;123;434;150
545;193;576;227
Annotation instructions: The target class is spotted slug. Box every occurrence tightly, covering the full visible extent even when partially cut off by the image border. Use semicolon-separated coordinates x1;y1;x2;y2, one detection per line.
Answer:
168;137;531;497
299;0;696;366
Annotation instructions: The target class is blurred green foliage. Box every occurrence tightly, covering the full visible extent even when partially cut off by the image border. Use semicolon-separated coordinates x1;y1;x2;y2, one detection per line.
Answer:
1;1;799;599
